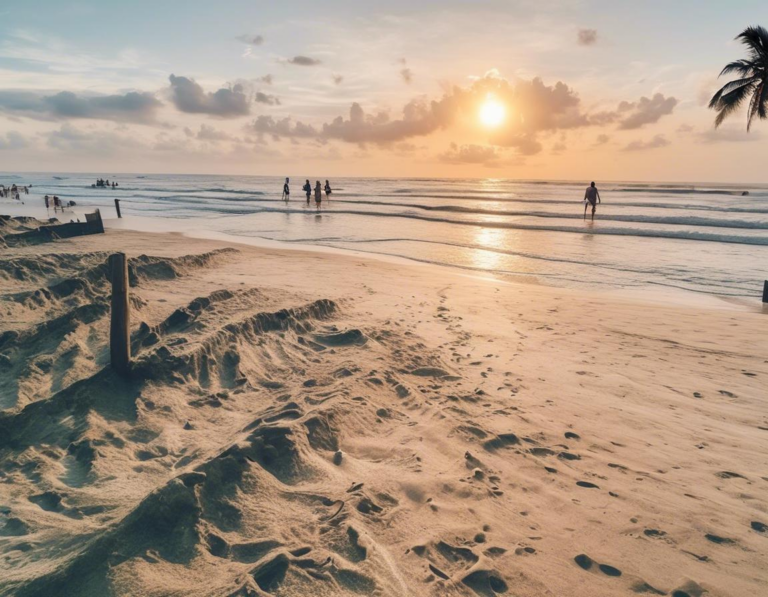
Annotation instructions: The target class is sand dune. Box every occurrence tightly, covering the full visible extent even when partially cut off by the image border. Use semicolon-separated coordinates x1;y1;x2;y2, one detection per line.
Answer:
1;223;766;596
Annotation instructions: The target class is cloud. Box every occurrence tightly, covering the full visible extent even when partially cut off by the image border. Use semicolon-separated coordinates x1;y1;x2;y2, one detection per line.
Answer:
577;29;598;46
45;123;143;154
0;90;161;124
196;124;231;142
492;133;543;155
587;93;678;129
593;133;611;146
622;134;670;151
0;130;28;150
246;74;583;152
551;142;567;154
332;74;344;85
438;143;504;166
260;74;273;85
321;98;458;144
236;34;264;46
255;91;281;106
616;93;678;130
400;68;414;84
248;115;320;139
284;56;321;66
244;72;677;156
493;77;589;135
168;74;250;117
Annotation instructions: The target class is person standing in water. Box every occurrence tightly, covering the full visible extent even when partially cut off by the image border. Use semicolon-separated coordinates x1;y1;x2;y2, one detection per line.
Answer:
583;181;601;220
282;177;290;201
314;180;322;211
303;179;312;205
324;180;332;200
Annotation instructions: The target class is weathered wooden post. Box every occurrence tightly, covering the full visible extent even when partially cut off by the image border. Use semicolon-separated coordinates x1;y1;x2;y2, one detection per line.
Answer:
763;280;768;303
114;198;122;218
109;253;131;376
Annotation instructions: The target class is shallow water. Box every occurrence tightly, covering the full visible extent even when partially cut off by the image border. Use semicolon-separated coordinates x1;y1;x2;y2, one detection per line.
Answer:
3;172;767;299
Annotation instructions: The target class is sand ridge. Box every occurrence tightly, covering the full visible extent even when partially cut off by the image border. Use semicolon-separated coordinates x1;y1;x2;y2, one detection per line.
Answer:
0;226;767;596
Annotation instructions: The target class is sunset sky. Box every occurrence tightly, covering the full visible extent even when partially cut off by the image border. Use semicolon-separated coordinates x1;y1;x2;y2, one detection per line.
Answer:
1;0;766;182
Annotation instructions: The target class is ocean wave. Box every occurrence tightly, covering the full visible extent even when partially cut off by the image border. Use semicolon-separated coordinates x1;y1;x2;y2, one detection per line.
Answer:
131;197;768;230
611;187;753;196
182;205;768;246
326;201;768;229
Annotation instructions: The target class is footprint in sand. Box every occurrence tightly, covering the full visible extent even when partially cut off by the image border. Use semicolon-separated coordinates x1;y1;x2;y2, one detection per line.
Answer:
705;533;735;545
574;554;623;578
715;471;746;480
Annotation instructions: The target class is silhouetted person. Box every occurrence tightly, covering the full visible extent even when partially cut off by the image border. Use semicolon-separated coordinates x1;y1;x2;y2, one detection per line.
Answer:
314;181;322;211
44;195;50;210
324;180;332;200
303;179;311;204
584;181;601;220
282;177;290;201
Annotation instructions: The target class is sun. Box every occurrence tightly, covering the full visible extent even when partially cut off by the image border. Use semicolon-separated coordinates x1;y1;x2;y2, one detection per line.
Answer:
479;96;506;128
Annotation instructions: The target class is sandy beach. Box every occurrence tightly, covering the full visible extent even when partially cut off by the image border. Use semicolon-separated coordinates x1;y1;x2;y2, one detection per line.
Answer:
0;218;766;597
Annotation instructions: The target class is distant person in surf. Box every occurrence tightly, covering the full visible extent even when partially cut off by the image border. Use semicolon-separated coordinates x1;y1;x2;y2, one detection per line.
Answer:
303;179;312;204
282;177;290;201
314;181;322;211
584;181;601;220
324;180;332;200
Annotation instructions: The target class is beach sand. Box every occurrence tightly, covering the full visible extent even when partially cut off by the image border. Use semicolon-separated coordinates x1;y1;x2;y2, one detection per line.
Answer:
1;221;766;597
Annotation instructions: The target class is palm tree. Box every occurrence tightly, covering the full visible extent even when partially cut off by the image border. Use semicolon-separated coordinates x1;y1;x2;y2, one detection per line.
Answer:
709;25;768;131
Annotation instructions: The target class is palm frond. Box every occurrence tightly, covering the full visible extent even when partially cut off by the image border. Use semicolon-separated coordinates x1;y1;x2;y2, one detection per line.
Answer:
708;77;757;110
736;26;768;61
747;85;761;130
719;59;758;78
759;79;768;120
753;80;768;124
712;26;768;130
712;81;756;128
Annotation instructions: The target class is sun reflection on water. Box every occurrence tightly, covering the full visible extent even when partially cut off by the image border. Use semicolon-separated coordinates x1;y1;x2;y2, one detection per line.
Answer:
471;227;507;270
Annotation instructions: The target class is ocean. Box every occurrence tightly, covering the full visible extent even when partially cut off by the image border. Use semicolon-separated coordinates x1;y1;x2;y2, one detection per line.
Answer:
3;172;767;302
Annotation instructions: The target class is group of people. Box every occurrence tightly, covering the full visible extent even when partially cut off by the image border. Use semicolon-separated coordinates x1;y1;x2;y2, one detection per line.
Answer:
93;178;118;188
0;184;29;201
281;178;332;211
44;195;75;211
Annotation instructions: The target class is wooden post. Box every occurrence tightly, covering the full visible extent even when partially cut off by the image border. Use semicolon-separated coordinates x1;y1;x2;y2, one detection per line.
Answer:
763;280;768;303
114;198;122;218
109;253;131;376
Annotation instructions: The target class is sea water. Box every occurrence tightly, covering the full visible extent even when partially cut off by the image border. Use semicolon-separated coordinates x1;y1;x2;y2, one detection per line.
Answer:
2;173;767;301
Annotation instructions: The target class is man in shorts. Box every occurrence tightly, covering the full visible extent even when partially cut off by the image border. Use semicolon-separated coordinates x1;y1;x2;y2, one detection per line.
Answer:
584;181;601;220
282;177;290;201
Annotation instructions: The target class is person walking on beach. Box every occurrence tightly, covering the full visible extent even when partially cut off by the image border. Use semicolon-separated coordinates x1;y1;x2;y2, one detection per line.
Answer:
584;181;601;220
282;177;290;201
324;180;332;200
303;179;312;205
314;180;322;211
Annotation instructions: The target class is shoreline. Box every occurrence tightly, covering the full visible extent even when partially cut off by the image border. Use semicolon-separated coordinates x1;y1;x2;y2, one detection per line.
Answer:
1;201;761;312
